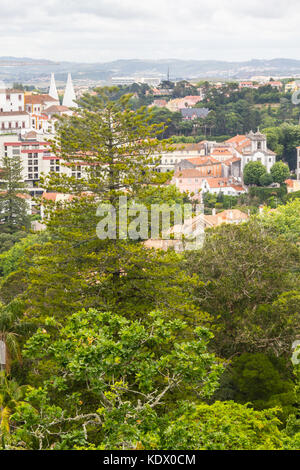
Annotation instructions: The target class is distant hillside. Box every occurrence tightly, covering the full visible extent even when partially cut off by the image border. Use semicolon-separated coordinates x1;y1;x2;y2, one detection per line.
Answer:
1;57;300;84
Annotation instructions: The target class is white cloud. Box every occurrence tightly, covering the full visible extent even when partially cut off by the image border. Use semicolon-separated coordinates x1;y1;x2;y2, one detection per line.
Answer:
0;0;299;61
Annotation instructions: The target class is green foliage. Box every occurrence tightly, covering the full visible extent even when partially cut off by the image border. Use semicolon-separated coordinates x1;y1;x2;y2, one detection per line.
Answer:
0;232;49;279
8;308;222;450
1;87;299;450
248;185;287;204
230;353;295;421
185;219;300;357
244;161;267;186
260;199;300;242
259;173;273;187
161;401;284;450
0;154;30;234
270;161;291;184
0;231;28;255
264;123;300;170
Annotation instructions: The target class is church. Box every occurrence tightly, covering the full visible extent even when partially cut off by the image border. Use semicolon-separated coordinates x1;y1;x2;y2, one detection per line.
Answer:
226;130;276;173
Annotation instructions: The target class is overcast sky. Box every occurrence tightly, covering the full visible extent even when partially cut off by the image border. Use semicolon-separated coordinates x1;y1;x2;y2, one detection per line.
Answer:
1;0;300;63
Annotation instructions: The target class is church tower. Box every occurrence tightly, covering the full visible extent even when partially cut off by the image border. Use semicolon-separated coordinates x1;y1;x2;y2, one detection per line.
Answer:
247;129;267;152
49;73;59;100
62;73;77;108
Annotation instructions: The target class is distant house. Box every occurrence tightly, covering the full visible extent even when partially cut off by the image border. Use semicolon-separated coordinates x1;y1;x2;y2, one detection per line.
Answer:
171;169;204;197
285;179;300;193
201;177;247;196
180;107;210;120
266;81;283;90
151;99;167;108
43;105;72;118
171;171;247;198
239;81;255;89
144;208;249;252
166;96;202;112
175;156;223;177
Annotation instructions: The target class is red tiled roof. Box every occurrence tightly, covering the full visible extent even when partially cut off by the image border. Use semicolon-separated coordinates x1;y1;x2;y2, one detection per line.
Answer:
225;135;247;144
0;111;29;116
43;105;70;113
211;148;234;156
174;169;202;178
25;94;58;105
204;177;230;188
222;156;241;165
187;156;219;166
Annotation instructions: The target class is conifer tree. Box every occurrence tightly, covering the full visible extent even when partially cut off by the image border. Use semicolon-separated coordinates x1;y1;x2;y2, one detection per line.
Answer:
16;88;199;323
0;154;30;234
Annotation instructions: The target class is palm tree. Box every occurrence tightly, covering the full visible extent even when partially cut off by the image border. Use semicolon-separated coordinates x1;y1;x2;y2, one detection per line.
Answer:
0;372;28;448
0;307;22;373
0;300;33;373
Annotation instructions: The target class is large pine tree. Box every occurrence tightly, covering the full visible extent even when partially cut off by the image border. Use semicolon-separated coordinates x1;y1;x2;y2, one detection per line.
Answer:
10;88;198;323
0;154;30;234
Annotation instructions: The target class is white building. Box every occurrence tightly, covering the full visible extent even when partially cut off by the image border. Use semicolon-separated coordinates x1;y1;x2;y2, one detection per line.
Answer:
225;131;276;173
0;88;25;112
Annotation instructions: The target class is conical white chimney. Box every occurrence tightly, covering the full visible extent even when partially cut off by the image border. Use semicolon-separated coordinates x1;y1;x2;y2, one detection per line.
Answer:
49;73;59;100
62;73;77;108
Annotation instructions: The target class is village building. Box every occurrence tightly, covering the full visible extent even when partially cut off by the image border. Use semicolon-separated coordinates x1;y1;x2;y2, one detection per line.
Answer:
166;96;203;112
180;107;210;120
158;143;206;172
171;169;247;198
144;208;249;252
225;131;276;172
285;179;300;193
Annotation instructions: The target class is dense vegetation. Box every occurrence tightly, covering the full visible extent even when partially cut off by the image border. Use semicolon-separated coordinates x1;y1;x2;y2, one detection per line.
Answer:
0;89;299;450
